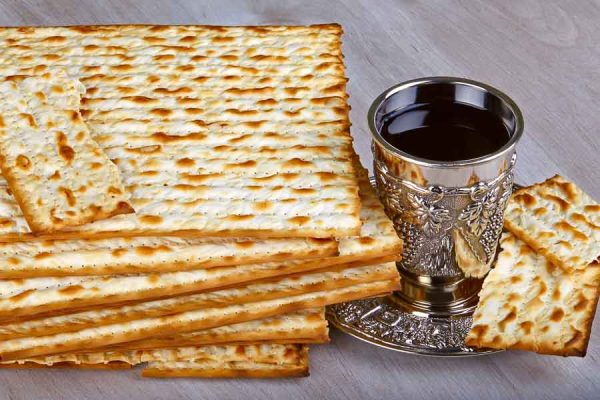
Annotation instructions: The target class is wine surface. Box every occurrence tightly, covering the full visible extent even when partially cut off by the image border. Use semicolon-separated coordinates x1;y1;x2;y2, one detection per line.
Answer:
380;102;510;162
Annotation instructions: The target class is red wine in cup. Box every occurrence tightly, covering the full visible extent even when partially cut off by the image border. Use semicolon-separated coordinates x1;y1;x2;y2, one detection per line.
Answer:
380;101;510;162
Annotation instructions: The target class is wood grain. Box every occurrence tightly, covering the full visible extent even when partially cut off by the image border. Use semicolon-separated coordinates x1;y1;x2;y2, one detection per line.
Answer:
0;1;598;399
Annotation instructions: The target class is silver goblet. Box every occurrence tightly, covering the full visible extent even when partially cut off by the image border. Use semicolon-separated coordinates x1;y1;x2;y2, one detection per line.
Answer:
368;77;524;317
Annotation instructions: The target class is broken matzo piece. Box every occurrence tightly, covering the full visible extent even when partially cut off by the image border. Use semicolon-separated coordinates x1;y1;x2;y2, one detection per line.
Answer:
466;232;600;356
0;71;133;233
504;175;600;271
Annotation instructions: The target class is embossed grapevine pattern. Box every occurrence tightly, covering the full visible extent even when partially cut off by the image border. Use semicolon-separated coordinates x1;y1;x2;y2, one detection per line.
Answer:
328;299;476;353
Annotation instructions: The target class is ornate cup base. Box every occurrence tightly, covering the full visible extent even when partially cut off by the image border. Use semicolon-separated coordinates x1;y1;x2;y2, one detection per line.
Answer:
326;293;500;357
325;178;511;357
325;264;491;356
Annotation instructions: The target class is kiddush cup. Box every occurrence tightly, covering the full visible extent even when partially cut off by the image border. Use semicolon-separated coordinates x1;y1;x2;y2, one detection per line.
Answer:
368;77;524;316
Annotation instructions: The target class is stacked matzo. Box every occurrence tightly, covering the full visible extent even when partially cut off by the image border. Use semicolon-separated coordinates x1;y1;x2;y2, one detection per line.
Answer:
0;24;402;378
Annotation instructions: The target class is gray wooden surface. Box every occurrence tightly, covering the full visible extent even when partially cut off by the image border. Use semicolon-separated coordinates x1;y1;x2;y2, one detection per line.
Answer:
0;1;598;399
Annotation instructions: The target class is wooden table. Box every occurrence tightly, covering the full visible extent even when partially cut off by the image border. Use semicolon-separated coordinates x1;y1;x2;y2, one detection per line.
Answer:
0;1;598;399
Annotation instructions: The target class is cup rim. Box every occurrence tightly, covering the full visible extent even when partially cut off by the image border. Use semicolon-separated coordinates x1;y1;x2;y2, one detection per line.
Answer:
367;76;524;169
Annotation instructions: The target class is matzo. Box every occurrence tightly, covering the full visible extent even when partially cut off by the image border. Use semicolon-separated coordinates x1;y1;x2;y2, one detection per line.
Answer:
0;267;398;360
0;257;344;319
504;175;600;271
0;24;361;239
0;344;308;378
0;263;398;340
94;309;328;352
465;232;600;356
0;159;400;316
1;349;142;366
1;343;309;378
142;359;308;379
142;345;309;379
0;234;337;278
0;71;133;233
0;361;132;369
2;343;305;366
